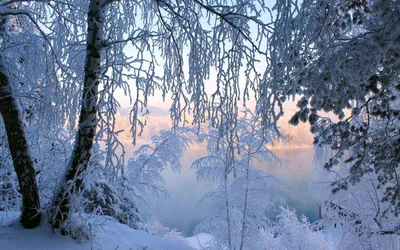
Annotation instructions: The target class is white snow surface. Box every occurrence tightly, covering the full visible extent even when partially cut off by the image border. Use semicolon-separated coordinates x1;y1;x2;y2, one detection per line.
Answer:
0;212;195;250
185;233;216;249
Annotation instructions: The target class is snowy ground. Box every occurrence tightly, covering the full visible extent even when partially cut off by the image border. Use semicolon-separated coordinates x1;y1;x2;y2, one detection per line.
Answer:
5;211;399;250
185;233;216;249
0;212;213;250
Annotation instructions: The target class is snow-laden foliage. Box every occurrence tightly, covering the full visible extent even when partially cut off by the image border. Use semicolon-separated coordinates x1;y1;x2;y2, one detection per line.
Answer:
0;1;71;155
265;0;400;216
241;208;331;250
0;124;71;211
0;137;18;211
34;132;72;206
0;128;72;225
80;146;143;230
26;0;275;144
73;128;192;230
0;121;17;211
273;207;330;250
122;127;193;202
85;0;277;182
0;3;65;131
144;216;189;246
0;1;76;228
194;205;331;250
312;148;400;249
193;109;283;250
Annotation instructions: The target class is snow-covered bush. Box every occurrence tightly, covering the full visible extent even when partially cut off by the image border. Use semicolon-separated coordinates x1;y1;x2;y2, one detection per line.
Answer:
0;168;19;212
275;207;330;250
70;144;143;230
311;142;400;249
257;230;281;250
144;216;188;246
312;158;400;250
59;214;91;243
193;110;283;250
83;180;142;229
0;132;19;211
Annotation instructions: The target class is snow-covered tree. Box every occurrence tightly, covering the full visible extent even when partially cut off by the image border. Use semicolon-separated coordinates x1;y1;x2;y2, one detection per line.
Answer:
0;0;275;230
263;0;400;216
0;1;68;228
193;109;283;250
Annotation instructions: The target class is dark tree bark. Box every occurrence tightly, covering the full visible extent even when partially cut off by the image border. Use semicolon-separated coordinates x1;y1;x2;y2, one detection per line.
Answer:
0;59;41;229
51;0;103;230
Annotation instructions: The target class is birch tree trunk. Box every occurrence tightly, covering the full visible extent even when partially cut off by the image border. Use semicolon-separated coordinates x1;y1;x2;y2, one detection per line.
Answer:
224;168;232;250
0;57;41;229
51;0;103;230
239;156;250;250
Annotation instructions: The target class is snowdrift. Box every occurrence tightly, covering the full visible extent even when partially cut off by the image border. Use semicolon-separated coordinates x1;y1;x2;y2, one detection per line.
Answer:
0;212;194;250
